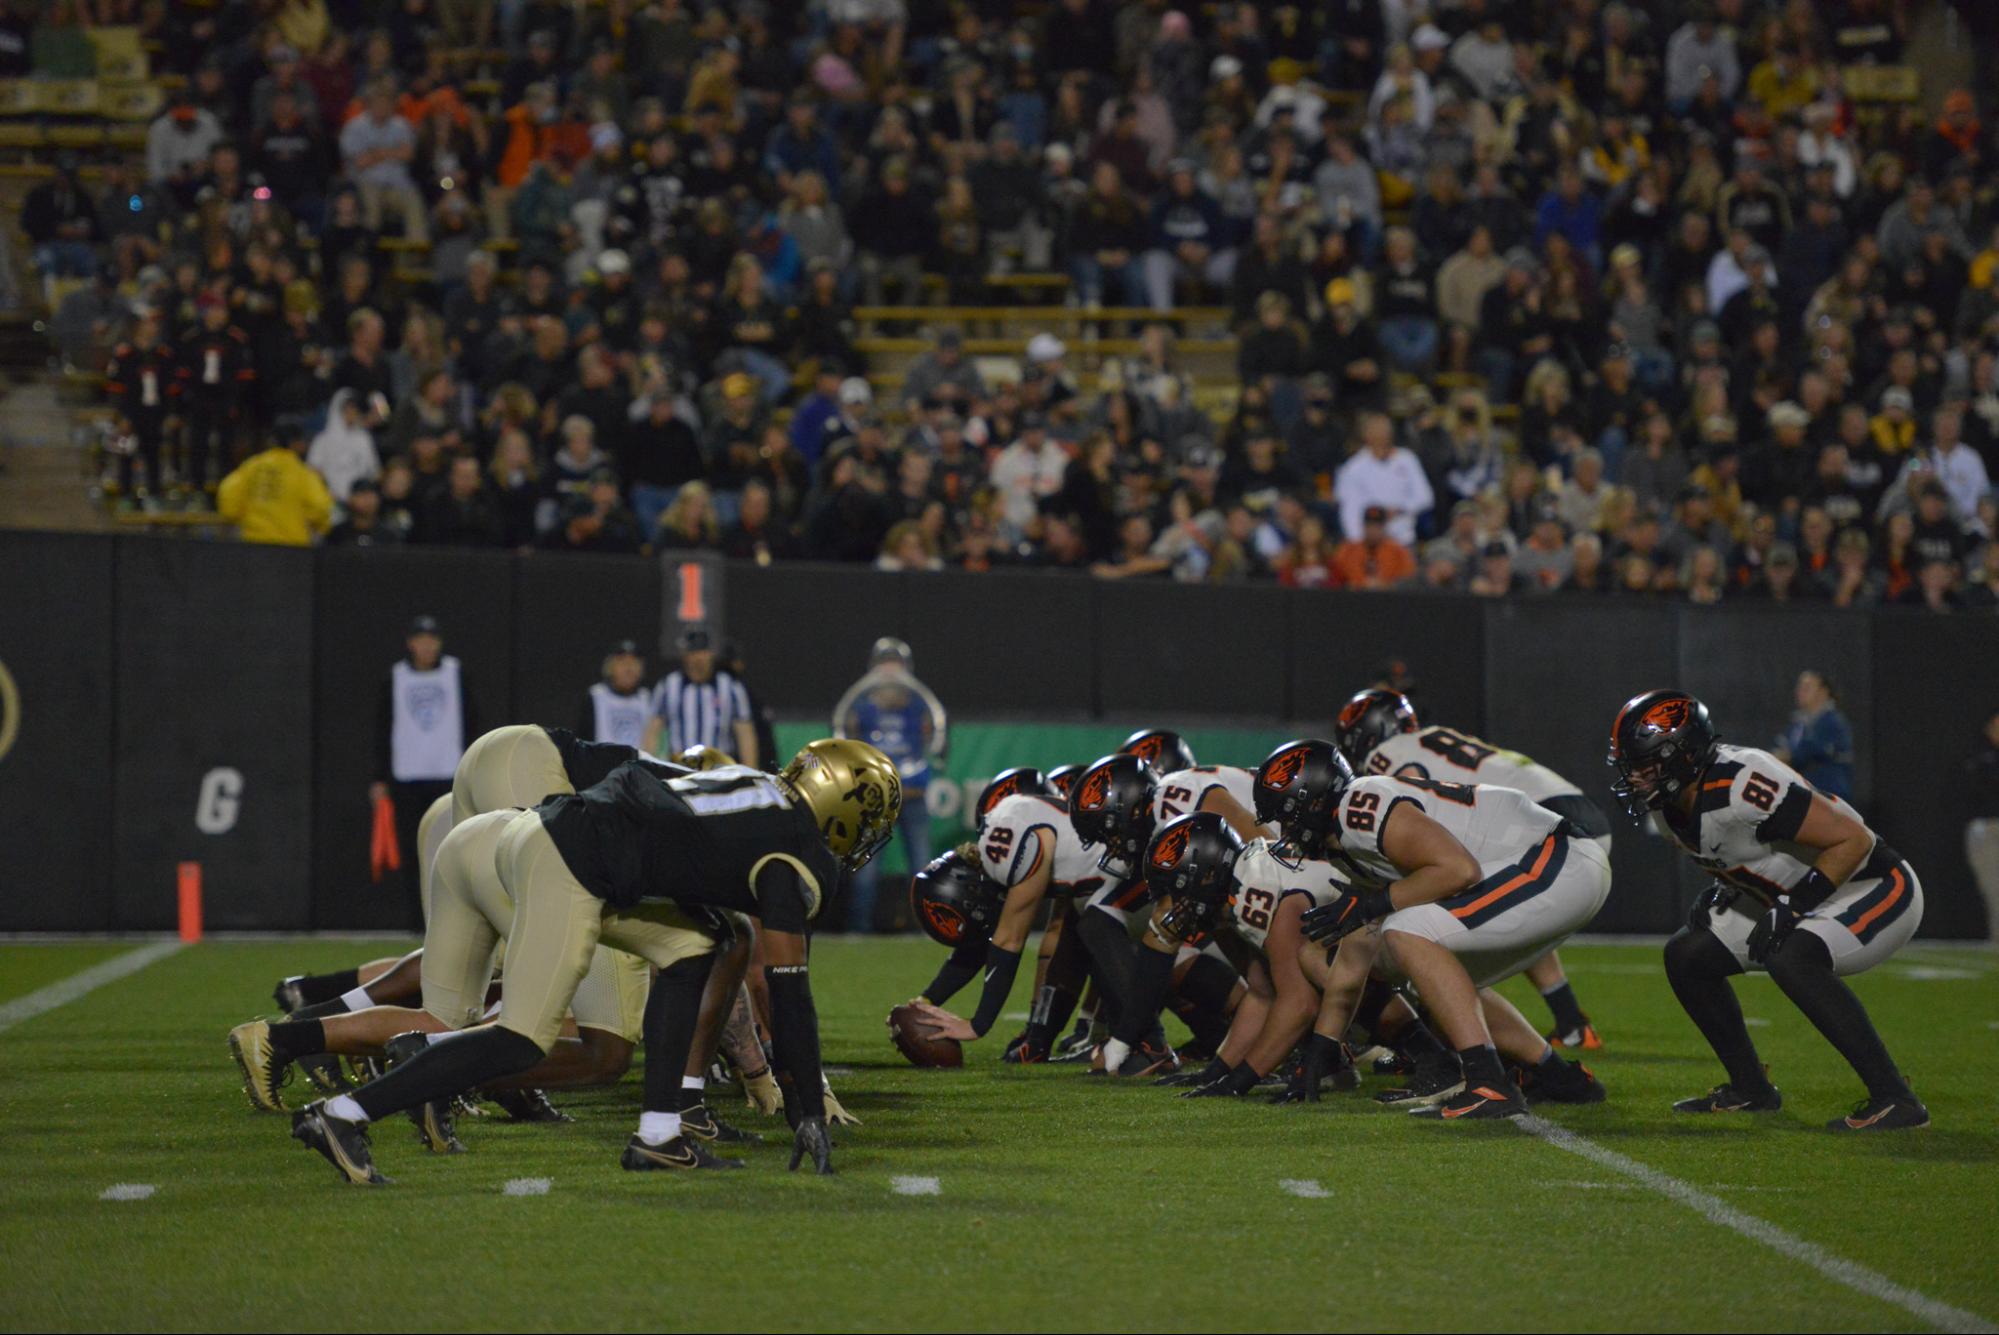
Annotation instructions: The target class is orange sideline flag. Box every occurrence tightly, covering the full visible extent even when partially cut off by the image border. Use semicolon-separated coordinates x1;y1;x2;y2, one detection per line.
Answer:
370;793;401;881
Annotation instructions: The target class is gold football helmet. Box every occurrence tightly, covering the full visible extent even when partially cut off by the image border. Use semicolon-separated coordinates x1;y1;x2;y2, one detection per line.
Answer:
780;738;903;871
678;745;737;770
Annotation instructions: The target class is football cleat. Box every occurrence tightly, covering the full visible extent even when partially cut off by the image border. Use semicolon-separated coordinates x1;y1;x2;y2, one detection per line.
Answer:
1409;1082;1528;1121
1547;1021;1604;1051
291;1102;388;1185
1517;1057;1607;1105
1051;1024;1097;1062
299;1053;354;1096
486;1087;572;1123
1672;1083;1783;1114
1373;1052;1464;1107
272;977;308;1014
680;1103;764;1146
228;1019;292;1112
382;1032;465;1153
1827;1096;1929;1132
1357;1044;1409;1076
1113;1040;1181;1079
620;1134;742;1171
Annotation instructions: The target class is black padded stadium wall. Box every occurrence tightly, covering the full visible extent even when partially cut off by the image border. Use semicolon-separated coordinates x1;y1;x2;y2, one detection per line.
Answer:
0;531;116;928
0;536;1989;937
112;539;315;930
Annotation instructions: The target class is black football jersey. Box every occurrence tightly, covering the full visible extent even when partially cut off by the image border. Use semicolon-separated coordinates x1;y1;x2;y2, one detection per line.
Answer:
543;725;686;792
538;762;837;930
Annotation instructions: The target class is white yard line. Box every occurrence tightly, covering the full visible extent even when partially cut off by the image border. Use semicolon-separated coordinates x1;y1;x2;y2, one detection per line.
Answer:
98;1183;156;1201
503;1178;552;1196
1278;1179;1331;1199
891;1175;941;1196
0;941;184;1036
1519;1115;1997;1335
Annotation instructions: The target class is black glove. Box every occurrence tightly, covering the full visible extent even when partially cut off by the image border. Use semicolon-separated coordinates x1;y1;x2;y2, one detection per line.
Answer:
1688;881;1738;932
789;1115;833;1175
1298;1033;1352;1102
1746;901;1801;966
1181;1062;1259;1098
1156;1056;1229;1087
1300;886;1394;945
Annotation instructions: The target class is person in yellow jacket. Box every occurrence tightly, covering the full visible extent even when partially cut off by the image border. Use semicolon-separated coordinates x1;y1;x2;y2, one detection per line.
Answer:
217;425;334;546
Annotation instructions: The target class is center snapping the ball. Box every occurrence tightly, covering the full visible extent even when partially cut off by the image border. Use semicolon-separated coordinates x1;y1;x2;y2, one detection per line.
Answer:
888;1003;964;1068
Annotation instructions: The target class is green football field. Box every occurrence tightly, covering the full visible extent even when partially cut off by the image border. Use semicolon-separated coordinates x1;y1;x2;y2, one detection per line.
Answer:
1;936;1995;1333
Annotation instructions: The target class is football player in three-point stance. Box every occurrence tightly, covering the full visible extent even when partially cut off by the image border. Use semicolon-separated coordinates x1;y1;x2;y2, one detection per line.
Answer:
901;768;1115;1052
1609;690;1928;1130
287;740;900;1184
1336;688;1610;1051
1257;738;1611;1121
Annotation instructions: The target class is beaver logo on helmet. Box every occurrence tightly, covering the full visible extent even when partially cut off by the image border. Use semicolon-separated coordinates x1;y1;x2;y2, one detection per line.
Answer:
1639;697;1692;734
1260;744;1311;792
919;899;969;945
1150;820;1192;869
1117;728;1196;775
1075;766;1112;810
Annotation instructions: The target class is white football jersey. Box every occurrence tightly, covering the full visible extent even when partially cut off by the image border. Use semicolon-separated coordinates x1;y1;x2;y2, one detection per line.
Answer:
1361;726;1581;805
1226;839;1347;953
1153;765;1277;836
1330;774;1564;886
978;792;1111;900
1655;744;1866;907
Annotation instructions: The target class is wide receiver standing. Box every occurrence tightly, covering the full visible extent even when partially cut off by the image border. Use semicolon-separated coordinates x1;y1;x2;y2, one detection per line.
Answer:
1608;690;1927;1130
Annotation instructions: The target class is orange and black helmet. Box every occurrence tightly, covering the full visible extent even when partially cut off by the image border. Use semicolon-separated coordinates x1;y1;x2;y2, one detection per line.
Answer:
1254;738;1354;854
1144;812;1243;935
1607;689;1718;819
1068;752;1160;877
975;767;1052;829
1334;688;1419;770
909;847;1002;948
1046;763;1084;799
1118;727;1197;775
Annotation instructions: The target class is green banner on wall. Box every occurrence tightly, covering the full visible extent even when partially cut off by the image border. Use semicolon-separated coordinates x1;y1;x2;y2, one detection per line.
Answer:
773;720;1300;875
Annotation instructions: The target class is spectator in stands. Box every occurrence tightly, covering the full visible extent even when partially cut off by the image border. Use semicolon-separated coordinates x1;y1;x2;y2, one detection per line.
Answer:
146;91;225;202
307;388;381;505
217;422;332;546
1331;504;1416;590
1336;412;1433;546
21;153;101;279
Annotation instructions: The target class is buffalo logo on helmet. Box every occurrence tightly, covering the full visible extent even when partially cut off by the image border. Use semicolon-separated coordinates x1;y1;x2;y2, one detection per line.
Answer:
1150;821;1191;870
1075;766;1112;811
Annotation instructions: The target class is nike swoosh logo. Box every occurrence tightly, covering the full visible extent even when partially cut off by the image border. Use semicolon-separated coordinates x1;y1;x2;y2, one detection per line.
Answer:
629;1142;695;1167
1441;1098;1490;1119
1845;1106;1893;1129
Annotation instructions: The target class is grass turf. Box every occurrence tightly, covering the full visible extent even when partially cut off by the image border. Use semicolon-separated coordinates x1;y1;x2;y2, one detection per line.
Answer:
0;936;1994;1332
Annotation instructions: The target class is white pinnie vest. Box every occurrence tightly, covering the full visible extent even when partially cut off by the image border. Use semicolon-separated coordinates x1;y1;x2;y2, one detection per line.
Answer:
590;682;653;748
390;655;464;782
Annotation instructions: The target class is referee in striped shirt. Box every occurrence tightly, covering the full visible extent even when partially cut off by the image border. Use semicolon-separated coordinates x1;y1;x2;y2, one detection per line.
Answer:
643;626;758;766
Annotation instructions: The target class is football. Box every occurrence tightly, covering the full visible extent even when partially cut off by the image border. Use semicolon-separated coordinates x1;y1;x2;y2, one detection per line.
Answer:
888;1003;964;1069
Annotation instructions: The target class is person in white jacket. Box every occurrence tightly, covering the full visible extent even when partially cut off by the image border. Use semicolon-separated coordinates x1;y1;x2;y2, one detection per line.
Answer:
308;388;382;505
1336;411;1435;547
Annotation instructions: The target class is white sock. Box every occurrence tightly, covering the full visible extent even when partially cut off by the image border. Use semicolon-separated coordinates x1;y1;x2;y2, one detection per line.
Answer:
325;1094;370;1124
337;986;374;1013
637;1111;681;1146
1101;1038;1131;1071
681;1075;704;1094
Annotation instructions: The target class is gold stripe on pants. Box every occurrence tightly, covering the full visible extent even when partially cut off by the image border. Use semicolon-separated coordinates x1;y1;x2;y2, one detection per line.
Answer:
494;810;715;1052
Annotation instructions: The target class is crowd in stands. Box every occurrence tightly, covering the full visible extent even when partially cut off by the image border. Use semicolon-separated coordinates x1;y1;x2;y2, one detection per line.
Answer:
24;0;1999;610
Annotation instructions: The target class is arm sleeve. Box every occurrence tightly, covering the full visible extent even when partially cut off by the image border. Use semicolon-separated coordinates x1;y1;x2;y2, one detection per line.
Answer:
750;857;817;935
1755;781;1814;845
922;935;986;1006
967;943;1024;1038
765;965;826;1121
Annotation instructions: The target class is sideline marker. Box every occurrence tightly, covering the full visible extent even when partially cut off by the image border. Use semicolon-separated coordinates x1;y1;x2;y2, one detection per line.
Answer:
177;862;203;943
